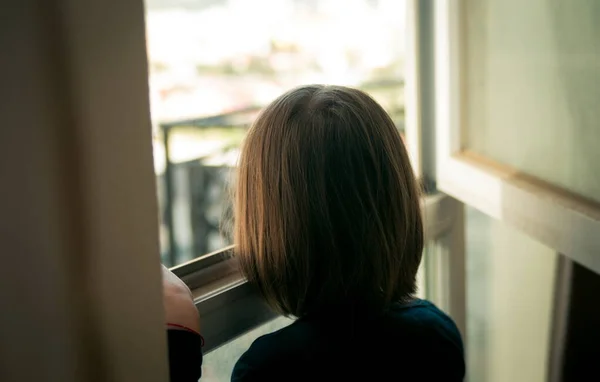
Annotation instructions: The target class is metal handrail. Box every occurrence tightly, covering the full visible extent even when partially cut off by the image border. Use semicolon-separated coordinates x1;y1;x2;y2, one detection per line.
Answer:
160;106;259;266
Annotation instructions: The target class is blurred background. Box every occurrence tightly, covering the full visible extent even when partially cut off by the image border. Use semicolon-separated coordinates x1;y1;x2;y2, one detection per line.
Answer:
145;0;407;266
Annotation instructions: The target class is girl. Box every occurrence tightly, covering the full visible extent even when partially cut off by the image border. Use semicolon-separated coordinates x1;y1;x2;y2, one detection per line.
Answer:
165;85;465;381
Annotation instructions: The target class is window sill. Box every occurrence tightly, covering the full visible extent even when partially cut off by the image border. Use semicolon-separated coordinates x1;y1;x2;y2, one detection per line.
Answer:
170;246;277;352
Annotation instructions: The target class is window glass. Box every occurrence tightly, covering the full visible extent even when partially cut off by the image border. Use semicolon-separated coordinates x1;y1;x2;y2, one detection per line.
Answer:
145;0;409;265
419;240;445;309
463;0;600;204
466;206;557;382
202;316;294;381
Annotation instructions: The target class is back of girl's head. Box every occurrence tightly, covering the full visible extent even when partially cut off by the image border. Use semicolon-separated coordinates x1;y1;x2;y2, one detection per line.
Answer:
234;85;423;317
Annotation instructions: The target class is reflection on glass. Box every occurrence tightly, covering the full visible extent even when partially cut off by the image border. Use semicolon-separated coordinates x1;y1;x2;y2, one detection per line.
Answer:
466;207;557;382
415;246;427;301
202;316;294;381
463;0;600;204
420;240;446;311
145;0;408;265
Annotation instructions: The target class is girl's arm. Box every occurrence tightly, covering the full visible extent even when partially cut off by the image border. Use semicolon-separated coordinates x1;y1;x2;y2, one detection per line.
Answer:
162;265;203;381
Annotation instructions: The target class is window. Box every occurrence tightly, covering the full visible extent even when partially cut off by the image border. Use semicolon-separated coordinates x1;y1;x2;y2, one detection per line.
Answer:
144;0;410;266
432;1;600;378
462;0;600;204
433;0;600;274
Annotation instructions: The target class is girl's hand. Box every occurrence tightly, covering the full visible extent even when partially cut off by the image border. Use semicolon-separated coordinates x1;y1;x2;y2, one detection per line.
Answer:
161;265;200;333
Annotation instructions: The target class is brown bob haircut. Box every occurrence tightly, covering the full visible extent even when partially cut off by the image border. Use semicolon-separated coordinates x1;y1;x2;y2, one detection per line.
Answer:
234;85;423;317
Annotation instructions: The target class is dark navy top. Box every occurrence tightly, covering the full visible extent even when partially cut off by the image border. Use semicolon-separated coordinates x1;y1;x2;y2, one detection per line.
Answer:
167;299;464;381
231;299;465;381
